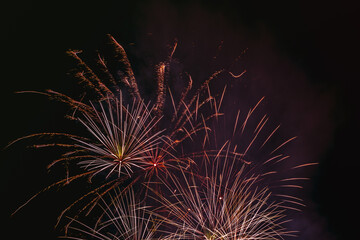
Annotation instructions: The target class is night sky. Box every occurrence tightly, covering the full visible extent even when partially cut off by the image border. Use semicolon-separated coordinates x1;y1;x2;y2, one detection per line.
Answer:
1;1;359;239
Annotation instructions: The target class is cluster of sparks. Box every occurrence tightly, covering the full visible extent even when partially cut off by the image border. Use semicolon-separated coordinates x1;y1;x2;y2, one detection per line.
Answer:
9;34;315;239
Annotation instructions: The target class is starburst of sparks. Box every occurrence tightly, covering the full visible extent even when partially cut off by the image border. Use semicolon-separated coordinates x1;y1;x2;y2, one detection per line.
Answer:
64;187;162;240
149;142;295;239
73;93;164;179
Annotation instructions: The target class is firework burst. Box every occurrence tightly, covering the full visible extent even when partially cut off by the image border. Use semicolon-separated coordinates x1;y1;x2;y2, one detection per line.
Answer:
64;187;162;240
150;142;295;239
9;34;222;224
73;93;164;179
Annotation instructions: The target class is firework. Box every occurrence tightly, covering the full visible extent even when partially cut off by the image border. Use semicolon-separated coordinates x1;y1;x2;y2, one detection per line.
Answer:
64;187;162;240
149;142;295;239
8;34;314;239
73;93;164;179
9;34;222;224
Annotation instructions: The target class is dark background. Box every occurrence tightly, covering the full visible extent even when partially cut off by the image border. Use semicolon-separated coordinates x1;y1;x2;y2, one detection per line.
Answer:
1;0;359;239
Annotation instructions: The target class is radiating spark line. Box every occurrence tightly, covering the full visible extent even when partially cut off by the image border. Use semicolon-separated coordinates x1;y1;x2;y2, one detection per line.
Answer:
241;97;265;134
274;155;290;164
217;85;227;114
168;87;178;118
261;124;281;149
233;109;241;136
292;162;319;169
270;136;297;155
242;114;269;156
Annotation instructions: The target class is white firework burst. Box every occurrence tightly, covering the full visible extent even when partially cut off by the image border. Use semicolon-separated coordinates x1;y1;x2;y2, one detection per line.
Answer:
73;92;165;179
